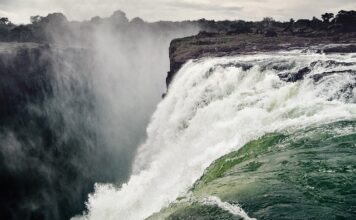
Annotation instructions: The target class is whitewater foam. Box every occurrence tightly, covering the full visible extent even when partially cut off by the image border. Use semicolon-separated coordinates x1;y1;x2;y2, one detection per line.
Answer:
201;196;256;220
74;51;356;220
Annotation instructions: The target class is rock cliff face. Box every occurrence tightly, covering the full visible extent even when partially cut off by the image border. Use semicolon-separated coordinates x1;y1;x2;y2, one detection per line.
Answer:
0;44;121;220
0;43;52;122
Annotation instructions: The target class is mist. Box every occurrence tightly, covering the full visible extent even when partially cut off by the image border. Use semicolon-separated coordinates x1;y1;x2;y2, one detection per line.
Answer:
0;10;199;220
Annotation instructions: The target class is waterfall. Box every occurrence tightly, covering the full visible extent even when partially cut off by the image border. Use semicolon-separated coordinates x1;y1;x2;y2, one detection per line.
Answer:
0;19;199;219
76;51;356;220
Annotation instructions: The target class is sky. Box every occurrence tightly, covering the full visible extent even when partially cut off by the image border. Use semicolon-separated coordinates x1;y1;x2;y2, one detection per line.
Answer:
0;0;355;24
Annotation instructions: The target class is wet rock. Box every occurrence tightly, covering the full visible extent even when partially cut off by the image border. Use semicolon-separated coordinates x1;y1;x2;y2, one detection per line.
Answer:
310;60;356;68
278;67;311;82
311;70;356;82
323;44;356;53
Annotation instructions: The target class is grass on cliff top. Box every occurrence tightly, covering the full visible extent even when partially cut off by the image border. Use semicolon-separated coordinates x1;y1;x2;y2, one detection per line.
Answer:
193;133;287;190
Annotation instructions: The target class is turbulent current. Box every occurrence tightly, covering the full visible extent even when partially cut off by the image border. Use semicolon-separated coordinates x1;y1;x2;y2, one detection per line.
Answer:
76;51;356;219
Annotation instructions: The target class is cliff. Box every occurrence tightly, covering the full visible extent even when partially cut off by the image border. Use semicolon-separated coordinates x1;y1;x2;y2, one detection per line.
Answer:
0;43;87;220
0;43;126;220
167;32;356;87
166;9;356;87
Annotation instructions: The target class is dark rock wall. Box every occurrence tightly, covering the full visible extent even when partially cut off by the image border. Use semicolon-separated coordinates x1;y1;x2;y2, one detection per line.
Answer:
0;45;120;220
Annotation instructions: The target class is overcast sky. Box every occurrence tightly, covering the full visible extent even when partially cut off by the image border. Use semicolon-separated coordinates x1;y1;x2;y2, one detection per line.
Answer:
0;0;355;24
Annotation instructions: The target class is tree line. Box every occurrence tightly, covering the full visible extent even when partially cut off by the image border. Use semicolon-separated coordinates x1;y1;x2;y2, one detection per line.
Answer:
0;10;355;42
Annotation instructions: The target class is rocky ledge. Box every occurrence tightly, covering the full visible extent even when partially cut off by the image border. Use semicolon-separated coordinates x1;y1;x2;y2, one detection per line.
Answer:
166;32;356;87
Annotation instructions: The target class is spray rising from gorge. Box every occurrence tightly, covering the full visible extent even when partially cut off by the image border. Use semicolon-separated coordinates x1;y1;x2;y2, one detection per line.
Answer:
0;11;199;220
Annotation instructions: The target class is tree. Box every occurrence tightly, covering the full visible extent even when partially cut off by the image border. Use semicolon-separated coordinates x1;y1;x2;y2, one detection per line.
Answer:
10;25;33;42
262;17;275;28
46;13;67;25
321;13;334;23
334;10;356;32
0;17;10;25
90;16;102;24
310;16;322;29
335;10;356;26
110;10;129;24
229;21;252;34
30;15;44;25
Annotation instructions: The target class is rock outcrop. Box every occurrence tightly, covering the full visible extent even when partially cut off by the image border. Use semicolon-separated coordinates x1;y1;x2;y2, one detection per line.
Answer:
166;33;356;88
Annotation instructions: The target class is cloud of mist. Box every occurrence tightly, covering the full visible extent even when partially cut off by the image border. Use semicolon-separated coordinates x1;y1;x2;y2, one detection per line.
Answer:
47;11;200;217
74;13;200;179
0;10;199;220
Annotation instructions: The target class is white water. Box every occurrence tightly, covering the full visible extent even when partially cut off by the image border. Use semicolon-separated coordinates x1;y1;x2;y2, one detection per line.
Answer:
201;196;256;220
75;51;356;220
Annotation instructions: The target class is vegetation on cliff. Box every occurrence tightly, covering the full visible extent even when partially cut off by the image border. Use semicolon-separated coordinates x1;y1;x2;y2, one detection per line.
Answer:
0;10;355;44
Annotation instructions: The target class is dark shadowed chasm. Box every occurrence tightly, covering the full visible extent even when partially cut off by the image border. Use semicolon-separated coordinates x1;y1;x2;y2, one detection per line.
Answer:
0;10;199;220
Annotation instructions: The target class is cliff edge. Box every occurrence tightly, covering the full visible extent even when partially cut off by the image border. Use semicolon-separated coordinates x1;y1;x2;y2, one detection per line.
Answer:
166;10;356;87
167;33;356;87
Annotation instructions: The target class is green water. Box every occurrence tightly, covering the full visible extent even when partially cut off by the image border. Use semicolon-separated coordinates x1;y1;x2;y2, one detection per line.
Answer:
150;121;356;219
165;204;242;220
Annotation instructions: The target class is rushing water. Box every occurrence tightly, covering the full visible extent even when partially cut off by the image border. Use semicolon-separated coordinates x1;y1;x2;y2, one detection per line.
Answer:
76;51;356;220
187;121;356;219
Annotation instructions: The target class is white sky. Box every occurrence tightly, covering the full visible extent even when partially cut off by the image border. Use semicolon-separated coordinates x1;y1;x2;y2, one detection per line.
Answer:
0;0;355;24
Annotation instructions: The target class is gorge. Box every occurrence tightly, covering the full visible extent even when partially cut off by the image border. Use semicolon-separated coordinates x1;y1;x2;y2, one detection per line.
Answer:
0;9;356;220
